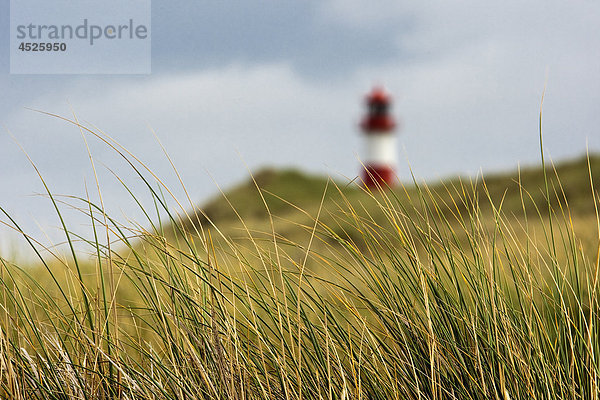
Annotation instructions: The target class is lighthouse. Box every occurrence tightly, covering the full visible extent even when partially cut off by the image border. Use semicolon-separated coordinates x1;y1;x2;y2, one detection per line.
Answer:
360;87;398;189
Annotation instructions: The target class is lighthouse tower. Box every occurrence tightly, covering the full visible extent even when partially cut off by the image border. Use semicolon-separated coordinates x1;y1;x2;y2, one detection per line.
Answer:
360;87;398;189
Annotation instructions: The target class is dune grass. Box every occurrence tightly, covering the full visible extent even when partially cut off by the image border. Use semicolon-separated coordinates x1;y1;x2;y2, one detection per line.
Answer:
0;116;599;399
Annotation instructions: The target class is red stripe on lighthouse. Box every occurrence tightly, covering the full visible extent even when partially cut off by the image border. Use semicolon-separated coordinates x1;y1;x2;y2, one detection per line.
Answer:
362;165;395;189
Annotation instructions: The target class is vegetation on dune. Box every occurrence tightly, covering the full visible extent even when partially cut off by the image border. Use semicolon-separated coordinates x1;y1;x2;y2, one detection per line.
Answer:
192;155;600;261
0;117;599;398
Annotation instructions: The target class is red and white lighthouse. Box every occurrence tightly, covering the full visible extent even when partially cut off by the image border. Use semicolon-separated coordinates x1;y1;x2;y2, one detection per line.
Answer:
360;87;398;189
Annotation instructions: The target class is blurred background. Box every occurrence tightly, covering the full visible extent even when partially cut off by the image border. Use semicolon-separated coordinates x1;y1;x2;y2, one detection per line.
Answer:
1;0;599;257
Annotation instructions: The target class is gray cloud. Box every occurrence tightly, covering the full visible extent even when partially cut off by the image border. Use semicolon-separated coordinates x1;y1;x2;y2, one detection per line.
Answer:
150;0;411;77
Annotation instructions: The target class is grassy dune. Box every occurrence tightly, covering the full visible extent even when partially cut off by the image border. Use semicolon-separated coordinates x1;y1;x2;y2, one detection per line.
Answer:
191;155;600;263
0;137;599;398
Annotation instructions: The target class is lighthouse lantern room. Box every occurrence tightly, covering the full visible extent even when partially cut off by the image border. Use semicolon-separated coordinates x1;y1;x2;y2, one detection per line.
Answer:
360;87;398;189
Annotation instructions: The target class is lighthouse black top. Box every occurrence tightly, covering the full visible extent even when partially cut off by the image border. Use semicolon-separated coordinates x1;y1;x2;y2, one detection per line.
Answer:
360;87;396;133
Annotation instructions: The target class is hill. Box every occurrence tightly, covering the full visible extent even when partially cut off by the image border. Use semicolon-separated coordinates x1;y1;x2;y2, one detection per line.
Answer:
185;154;600;246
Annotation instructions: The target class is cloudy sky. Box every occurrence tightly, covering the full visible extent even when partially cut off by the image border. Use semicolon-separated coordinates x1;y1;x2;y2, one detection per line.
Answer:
1;0;599;256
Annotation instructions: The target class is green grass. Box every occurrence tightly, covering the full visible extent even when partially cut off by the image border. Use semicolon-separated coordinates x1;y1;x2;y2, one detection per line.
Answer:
0;115;599;398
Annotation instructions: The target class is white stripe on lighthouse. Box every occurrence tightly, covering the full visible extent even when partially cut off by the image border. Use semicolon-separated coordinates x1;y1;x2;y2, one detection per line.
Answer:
364;134;397;165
